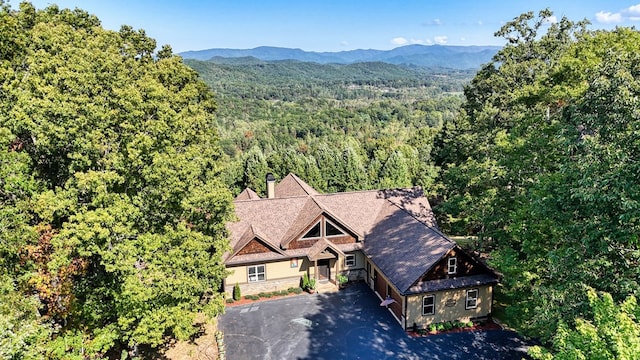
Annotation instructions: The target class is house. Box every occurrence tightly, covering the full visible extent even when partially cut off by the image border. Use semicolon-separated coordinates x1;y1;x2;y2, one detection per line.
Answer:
224;173;500;330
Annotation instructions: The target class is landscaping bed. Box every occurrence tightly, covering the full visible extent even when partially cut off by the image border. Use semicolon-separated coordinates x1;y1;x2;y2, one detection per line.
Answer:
409;319;502;337
226;287;305;307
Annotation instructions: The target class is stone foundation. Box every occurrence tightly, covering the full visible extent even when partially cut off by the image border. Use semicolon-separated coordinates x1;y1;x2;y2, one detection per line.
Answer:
226;277;301;297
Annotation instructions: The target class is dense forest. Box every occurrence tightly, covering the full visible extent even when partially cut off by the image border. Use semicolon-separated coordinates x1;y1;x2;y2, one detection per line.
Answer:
0;3;233;358
186;58;470;195
1;2;639;359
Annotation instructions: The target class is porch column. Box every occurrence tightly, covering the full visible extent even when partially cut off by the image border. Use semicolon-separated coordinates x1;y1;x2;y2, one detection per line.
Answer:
314;258;318;281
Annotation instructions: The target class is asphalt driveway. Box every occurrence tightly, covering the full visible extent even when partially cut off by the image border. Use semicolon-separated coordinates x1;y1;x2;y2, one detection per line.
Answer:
219;282;530;359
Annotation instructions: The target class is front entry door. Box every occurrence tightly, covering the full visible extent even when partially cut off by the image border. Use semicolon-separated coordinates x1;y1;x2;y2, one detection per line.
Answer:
317;259;330;281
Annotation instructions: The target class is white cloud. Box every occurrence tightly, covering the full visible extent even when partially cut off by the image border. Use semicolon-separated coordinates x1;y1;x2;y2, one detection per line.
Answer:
596;10;623;23
340;41;349;47
626;4;640;15
392;37;408;45
434;36;448;44
410;38;425;44
477;20;484;26
596;4;640;23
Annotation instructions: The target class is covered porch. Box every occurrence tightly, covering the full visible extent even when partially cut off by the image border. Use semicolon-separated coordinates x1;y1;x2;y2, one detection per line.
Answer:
307;238;344;284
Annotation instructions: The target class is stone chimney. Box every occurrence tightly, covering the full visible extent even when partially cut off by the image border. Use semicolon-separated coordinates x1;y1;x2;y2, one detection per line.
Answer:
266;173;276;199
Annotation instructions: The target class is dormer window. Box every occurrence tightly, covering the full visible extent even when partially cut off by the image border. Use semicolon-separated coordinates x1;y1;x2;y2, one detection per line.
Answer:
447;257;457;275
302;222;321;239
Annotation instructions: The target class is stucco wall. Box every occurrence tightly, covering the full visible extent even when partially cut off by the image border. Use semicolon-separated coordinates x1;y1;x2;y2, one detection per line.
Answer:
406;285;493;329
225;250;367;296
337;251;366;281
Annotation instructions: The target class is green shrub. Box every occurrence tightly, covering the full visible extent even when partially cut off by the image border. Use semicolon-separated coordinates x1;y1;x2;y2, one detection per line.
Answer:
443;321;453;330
261;293;272;298
291;287;303;294
466;321;474;328
428;323;437;332
301;273;317;291
338;274;348;285
225;298;235;304
233;282;241;301
249;295;260;300
279;290;289;296
287;287;298;293
436;323;445;331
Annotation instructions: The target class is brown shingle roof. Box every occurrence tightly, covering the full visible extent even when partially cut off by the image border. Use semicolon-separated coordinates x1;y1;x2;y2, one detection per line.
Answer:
227;173;482;294
363;201;454;293
275;173;320;197
236;187;260;200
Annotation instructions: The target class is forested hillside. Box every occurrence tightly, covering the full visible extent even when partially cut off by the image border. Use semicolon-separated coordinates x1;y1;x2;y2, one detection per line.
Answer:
179;44;501;69
2;1;639;358
189;9;640;359
187;59;471;195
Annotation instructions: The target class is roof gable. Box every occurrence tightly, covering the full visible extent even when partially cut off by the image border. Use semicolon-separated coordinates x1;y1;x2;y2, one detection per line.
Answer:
228;225;285;260
236;187;260;200
274;173;320;197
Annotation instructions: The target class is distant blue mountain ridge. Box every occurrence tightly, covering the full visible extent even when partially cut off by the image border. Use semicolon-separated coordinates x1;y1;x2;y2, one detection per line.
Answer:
179;44;501;70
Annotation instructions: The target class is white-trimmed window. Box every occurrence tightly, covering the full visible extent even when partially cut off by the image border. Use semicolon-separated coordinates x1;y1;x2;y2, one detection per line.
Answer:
422;295;435;315
466;289;478;309
325;219;346;237
248;264;265;282
301;222;321;239
447;257;457;275
345;254;356;267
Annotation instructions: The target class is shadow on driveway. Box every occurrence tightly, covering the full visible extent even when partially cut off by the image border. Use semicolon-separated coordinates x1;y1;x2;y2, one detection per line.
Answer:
219;282;531;359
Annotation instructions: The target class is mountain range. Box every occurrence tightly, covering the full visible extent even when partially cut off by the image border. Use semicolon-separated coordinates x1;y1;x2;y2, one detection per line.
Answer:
179;44;500;70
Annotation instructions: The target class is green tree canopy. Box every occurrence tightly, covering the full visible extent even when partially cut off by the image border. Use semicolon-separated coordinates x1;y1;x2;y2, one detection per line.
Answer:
0;2;233;357
434;8;640;350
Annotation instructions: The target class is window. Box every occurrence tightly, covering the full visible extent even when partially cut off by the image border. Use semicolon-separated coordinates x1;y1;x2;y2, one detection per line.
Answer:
325;219;346;237
466;289;478;309
422;295;435;315
345;254;356;267
302;222;321;239
447;257;457;275
248;265;265;282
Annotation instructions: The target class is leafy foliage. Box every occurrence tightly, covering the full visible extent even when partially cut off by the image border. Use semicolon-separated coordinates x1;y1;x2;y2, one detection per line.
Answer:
529;289;640;360
0;2;233;356
434;8;640;350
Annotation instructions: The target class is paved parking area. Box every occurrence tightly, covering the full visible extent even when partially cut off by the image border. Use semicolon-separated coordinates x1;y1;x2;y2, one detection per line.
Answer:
219;283;531;359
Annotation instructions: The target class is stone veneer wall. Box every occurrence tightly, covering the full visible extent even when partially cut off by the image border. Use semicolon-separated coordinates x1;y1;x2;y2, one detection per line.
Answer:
226;276;302;297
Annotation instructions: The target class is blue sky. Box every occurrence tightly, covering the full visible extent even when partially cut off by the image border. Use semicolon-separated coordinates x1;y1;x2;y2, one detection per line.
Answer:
23;1;640;53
